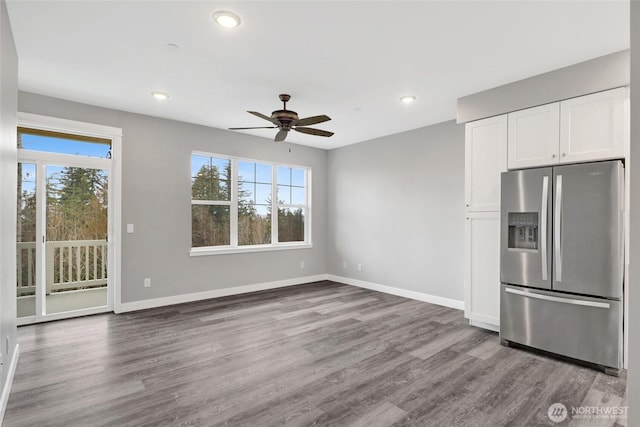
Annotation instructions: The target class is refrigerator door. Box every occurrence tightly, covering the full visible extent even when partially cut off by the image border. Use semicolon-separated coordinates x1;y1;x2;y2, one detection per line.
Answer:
501;168;552;289
552;161;624;299
501;284;622;369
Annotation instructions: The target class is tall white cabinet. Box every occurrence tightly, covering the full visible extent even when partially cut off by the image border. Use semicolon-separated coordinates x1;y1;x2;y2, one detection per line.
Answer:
464;87;629;336
464;115;507;331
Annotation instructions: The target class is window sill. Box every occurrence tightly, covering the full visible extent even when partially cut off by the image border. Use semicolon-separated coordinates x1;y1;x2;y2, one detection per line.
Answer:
189;243;313;256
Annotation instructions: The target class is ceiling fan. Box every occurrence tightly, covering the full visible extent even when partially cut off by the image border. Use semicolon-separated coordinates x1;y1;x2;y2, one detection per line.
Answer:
229;94;334;142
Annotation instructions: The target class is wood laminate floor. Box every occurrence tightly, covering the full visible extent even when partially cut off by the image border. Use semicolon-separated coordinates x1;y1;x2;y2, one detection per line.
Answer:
4;281;628;426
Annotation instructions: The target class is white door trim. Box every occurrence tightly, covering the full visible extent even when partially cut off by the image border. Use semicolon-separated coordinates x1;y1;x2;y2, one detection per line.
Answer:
16;113;122;321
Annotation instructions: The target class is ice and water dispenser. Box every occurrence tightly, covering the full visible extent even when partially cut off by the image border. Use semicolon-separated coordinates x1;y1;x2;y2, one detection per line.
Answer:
507;212;539;250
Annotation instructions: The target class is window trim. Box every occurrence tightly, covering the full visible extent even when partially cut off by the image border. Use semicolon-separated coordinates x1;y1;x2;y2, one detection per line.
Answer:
189;151;312;256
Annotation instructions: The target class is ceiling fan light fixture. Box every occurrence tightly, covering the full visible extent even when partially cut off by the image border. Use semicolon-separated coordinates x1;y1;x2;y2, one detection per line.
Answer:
151;91;170;101
399;95;417;104
213;11;241;28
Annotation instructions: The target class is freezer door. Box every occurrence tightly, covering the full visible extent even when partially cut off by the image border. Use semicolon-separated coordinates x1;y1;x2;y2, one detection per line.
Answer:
553;161;624;299
501;168;552;289
501;285;622;369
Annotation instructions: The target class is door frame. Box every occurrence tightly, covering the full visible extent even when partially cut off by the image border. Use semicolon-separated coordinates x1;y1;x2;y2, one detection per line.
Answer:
16;113;122;324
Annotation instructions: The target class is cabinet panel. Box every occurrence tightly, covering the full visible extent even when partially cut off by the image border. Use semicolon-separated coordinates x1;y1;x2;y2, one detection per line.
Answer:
559;87;626;164
508;103;560;169
465;115;507;211
464;212;500;327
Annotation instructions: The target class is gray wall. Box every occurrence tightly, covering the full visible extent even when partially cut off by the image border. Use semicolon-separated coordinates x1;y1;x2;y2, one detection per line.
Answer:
457;50;630;123
18;92;328;303
0;0;18;411
327;120;465;302
627;1;639;423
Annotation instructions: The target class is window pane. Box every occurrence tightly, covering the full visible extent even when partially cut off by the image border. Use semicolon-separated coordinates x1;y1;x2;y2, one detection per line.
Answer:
17;163;36;244
191;156;231;201
277;166;291;185
255;183;272;205
191;205;230;247
278;208;305;242
291;168;305;187
238;182;254;204
18;129;111;158
17;163;37;318
256;163;272;184
277;185;290;204
291;187;305;205
238;161;255;182
238;205;271;246
46;166;109;241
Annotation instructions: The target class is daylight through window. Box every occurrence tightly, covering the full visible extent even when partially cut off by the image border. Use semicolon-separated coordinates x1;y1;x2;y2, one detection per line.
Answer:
191;153;310;253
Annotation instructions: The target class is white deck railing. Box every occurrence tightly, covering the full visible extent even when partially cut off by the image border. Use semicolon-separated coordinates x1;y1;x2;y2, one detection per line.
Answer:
17;240;108;296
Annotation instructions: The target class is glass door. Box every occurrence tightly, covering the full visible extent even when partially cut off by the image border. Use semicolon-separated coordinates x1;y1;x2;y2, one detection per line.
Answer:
17;126;114;324
45;165;109;314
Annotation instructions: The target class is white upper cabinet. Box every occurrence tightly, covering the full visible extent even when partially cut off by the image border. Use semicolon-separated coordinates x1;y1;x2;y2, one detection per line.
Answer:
508;103;560;169
506;88;628;170
559;87;627;164
465;115;507;211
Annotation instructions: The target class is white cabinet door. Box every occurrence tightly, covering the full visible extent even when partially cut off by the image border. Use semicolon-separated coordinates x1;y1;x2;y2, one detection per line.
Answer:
508;103;560;169
559;87;627;164
464;212;500;329
465;115;507;212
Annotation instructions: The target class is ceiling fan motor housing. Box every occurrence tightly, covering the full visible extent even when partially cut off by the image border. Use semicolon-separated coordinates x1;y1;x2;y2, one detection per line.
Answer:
271;110;299;131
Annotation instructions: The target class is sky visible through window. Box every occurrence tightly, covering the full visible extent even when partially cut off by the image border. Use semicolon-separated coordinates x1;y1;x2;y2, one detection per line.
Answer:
18;133;111;200
20;134;111;158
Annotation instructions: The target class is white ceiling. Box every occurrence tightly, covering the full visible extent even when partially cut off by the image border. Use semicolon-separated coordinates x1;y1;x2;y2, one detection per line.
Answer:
6;1;630;149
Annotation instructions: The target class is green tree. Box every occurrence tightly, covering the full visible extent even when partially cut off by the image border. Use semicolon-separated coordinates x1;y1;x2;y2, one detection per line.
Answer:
191;163;231;247
47;167;108;241
278;208;304;242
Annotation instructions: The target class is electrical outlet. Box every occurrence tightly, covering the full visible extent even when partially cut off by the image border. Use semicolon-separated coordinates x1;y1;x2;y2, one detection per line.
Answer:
300;261;305;269
144;278;151;288
343;261;347;269
357;263;362;271
127;224;134;233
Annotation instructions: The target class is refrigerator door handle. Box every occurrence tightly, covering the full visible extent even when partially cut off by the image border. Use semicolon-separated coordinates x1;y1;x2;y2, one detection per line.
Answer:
541;176;549;281
555;174;563;282
505;287;610;309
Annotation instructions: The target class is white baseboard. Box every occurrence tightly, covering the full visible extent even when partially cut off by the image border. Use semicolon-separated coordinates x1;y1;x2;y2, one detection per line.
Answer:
115;274;328;313
115;273;465;314
326;274;465;310
469;319;499;333
0;343;19;424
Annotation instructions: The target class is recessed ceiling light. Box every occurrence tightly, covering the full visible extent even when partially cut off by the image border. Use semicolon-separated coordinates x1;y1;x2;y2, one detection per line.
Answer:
213;11;241;28
399;95;417;104
151;91;170;101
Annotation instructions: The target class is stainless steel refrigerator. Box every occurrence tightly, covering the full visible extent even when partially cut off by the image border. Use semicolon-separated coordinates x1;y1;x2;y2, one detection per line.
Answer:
500;160;624;374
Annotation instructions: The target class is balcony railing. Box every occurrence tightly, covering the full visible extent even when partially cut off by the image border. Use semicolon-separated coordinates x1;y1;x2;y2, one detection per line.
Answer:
17;240;108;297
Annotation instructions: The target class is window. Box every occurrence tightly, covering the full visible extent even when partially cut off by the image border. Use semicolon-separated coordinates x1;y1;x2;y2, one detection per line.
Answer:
18;127;112;158
238;161;272;246
191;152;311;254
191;155;231;247
277;166;306;242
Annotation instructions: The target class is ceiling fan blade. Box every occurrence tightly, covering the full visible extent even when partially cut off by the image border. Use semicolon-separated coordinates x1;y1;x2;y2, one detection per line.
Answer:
294;127;334;137
275;130;288;142
293;115;331;127
248;111;279;124
229;126;277;130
